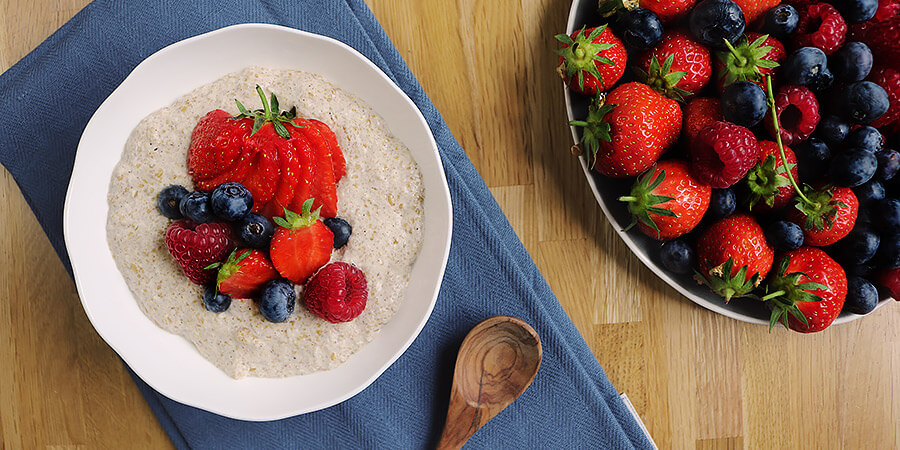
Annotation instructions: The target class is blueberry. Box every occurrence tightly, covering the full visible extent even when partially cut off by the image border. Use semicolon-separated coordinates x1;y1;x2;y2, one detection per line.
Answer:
876;149;900;181
203;285;232;313
815;115;850;147
876;233;900;269
796;138;832;183
830;150;878;187
721;81;767;127
831;42;873;82
844;126;883;153
832;0;878;24
688;0;745;49
238;213;274;250
784;47;833;92
658;239;695;274
709;188;736;219
854;179;886;206
844;262;876;277
836;81;890;124
760;4;799;40
843;277;879;315
157;185;189;219
619;8;664;50
765;220;804;252
258;279;296;323
835;224;881;265
875;198;900;233
323;217;353;249
210;182;253;221
179;191;214;223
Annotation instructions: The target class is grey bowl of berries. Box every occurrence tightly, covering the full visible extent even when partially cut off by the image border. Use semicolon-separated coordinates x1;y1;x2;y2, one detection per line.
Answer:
559;0;899;331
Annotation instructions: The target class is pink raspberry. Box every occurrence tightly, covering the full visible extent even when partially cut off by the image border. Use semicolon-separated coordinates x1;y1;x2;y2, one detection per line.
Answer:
304;262;368;323
765;85;820;146
793;3;847;55
690;121;759;189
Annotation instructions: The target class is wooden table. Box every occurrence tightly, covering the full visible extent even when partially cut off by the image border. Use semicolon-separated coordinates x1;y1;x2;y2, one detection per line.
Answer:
2;1;898;448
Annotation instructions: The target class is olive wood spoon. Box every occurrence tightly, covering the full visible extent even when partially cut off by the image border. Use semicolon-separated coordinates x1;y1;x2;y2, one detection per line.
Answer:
437;316;542;450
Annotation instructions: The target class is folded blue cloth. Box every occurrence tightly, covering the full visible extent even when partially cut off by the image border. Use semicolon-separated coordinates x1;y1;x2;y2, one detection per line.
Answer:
0;0;653;448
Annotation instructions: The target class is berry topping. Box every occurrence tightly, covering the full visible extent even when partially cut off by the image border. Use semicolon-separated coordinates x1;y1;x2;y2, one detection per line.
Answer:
208;249;279;299
270;198;335;284
202;284;232;313
836;81;890;124
766;220;805;252
164;220;234;285
764;85;820;146
761;4;799;39
831;42;873;83
323;217;352;249
238;213;275;250
157;185;189;219
689;0;746;49
793;3;847;55
555;25;627;95
304;262;369;323
690;121;759;188
659;239;696;274
721;80;767;127
210;182;253;221
258;279;296;323
618;8;664;50
179;191;215;224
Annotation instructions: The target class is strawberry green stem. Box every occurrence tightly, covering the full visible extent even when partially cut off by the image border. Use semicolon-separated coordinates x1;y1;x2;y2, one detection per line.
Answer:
764;75;817;208
760;290;785;301
723;38;747;67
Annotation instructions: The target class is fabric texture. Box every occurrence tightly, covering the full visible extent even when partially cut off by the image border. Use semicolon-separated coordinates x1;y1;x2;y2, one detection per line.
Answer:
0;0;653;448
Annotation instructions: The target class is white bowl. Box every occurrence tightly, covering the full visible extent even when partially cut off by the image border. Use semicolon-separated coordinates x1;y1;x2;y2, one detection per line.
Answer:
63;24;452;421
563;0;890;325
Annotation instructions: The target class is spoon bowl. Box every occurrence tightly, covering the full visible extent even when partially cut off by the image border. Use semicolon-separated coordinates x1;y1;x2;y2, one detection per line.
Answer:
437;316;542;449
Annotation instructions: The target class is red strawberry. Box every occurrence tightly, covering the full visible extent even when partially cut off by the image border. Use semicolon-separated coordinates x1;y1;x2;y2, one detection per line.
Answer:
682;97;722;144
304;262;368;323
764;85;819;146
270;198;334;284
695;214;775;302
209;249;279;299
793;3;847;55
571;82;682;177
715;33;785;92
555;25;628;96
849;13;900;71
638;31;712;98
734;0;782;25
164;220;234;285
877;267;900;299
293;118;340;218
787;186;858;247
869;67;900;132
188;109;253;187
640;0;698;23
744;141;798;211
764;247;847;333
690;121;759;188
619;160;711;240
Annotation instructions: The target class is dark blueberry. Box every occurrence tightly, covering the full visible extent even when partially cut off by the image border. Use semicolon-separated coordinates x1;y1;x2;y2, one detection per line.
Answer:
854;179;885;206
323;217;353;249
721;81;767;127
836;81;890;124
783;47;832;91
156;185;189;219
832;0;878;24
857;206;873;224
843;277;879;315
876;149;900;181
258;279;296;323
835;224;881;265
829;150;878;187
765;220;804;252
796;138;832;183
831;42;873;83
179;191;214;223
238;213;275;250
619;8;664;50
760;4;799;39
659;239;695;274
815;115;850;147
844;126;883;153
844;262;876;277
709;188;736;219
210;182;253;221
876;233;900;269
202;285;232;313
688;0;745;49
875;198;900;233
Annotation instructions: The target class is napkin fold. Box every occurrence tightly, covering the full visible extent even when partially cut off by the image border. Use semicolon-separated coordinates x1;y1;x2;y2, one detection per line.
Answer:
0;0;653;447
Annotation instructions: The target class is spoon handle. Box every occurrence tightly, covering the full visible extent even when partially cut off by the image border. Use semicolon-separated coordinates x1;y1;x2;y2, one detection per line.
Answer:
436;389;481;450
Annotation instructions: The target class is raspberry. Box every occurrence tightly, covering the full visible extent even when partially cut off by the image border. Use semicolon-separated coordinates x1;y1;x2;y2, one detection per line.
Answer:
765;85;820;146
869;67;900;131
850;14;900;70
304;262;368;323
165;220;234;284
690;121;759;188
683;97;722;144
793;3;847;55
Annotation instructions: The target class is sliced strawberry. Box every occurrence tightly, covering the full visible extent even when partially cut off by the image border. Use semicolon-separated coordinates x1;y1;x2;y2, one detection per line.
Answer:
308;119;346;181
292;119;339;218
270;199;334;284
287;132;317;215
209;249;279;299
188;110;251;185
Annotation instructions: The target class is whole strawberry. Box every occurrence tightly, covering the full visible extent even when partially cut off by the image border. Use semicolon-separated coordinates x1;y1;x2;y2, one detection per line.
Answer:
165;220;234;285
764;247;847;333
556;25;627;95
682;97;722;144
744;141;798;211
715;33;785;92
788;186;858;247
270;199;334;284
638;31;712;98
209;249;279;299
793;3;847;55
764;85;820;146
690;121;759;188
733;0;781;24
570;82;682;177
619;160;711;240
869;67;900;132
304;262;368;323
695;214;775;302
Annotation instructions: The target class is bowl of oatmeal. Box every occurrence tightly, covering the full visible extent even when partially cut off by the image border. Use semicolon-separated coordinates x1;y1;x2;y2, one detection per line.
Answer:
63;24;452;420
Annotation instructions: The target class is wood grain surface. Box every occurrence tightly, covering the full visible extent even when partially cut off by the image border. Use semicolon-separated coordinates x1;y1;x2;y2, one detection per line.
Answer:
1;0;898;448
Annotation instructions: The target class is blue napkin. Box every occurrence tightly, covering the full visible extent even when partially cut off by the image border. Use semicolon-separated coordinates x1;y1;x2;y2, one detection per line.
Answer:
0;0;654;447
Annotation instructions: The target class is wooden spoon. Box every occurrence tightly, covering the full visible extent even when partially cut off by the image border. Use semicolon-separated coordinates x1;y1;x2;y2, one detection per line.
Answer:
437;316;542;450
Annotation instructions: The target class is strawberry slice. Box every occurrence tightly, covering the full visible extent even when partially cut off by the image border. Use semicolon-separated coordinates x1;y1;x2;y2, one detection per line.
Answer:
270;198;334;284
208;249;279;299
188;110;252;186
294;118;339;217
307;118;346;181
286;131;317;217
